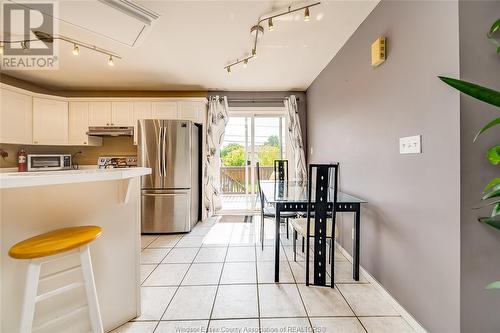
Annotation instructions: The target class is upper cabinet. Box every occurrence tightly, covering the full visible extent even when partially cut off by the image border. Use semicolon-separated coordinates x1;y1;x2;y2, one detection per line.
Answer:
0;88;33;144
89;101;134;126
33;98;68;145
178;101;205;123
89;102;112;126
111;102;134;126
152;101;177;119
0;84;207;147
68;102;102;146
133;101;152;145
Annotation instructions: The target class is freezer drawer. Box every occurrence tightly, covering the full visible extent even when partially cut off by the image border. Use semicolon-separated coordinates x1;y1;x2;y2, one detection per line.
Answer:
142;189;191;233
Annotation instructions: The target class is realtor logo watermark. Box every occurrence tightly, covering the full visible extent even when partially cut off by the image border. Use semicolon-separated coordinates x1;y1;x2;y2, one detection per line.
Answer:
1;2;59;70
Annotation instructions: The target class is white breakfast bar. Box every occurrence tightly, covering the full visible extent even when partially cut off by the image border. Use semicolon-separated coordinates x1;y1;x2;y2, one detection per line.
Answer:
0;167;151;333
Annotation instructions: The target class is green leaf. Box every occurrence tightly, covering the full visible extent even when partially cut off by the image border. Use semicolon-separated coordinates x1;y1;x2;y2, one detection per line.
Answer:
474;117;500;142
492;203;500;217
479;215;500;230
484;178;500;193
438;76;500;107
488;18;500;37
482;184;500;200
486;280;500;289
487;145;500;165
473;198;500;210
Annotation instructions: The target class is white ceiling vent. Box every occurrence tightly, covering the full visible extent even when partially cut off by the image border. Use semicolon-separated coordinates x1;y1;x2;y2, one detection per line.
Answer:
10;0;160;48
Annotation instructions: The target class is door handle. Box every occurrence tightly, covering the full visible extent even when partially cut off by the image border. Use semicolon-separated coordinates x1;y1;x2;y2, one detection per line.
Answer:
158;127;163;177
163;127;167;177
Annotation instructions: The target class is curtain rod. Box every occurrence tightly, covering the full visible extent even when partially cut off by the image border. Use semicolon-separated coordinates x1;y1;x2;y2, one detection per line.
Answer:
224;97;300;103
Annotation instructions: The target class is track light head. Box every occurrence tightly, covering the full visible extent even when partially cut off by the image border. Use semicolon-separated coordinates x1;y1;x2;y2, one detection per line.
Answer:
304;7;310;22
268;17;274;31
243;59;248;68
252;48;257;59
20;41;29;50
72;44;80;56
227;66;231;75
108;55;114;66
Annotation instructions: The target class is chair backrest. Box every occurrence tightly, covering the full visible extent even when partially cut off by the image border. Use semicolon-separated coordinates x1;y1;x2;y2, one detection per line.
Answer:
274;159;288;182
306;163;339;286
256;162;266;211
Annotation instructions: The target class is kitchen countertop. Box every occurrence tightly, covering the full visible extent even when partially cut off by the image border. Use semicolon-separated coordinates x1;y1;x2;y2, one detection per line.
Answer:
0;167;151;189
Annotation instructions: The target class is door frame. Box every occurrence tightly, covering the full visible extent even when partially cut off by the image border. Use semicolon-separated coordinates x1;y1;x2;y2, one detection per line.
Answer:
220;106;287;214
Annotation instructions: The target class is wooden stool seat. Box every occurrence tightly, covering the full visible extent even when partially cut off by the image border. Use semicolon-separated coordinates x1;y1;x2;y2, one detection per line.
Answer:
9;226;102;259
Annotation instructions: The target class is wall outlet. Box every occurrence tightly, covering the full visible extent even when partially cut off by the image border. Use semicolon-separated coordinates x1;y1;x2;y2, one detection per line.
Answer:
352;228;354;240
399;135;422;154
310;147;314;156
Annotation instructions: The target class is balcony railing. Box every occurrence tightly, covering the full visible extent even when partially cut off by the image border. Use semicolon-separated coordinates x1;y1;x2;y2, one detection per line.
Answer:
220;166;274;194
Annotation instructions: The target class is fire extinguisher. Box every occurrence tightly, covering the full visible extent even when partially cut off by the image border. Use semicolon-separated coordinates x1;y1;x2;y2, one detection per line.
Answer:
18;148;27;172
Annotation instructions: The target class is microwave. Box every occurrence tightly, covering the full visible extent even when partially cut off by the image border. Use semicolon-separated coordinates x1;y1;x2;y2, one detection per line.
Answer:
27;154;72;171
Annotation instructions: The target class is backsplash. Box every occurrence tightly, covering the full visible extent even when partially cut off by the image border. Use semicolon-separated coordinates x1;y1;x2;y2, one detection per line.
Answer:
0;137;137;168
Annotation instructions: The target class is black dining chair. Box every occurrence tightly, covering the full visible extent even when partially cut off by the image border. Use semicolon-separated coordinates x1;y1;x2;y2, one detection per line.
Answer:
290;163;339;287
256;162;296;250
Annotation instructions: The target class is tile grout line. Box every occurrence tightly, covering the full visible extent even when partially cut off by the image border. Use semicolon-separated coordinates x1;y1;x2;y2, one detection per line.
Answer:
279;228;316;332
253;236;262;333
151;231;204;333
206;219;231;330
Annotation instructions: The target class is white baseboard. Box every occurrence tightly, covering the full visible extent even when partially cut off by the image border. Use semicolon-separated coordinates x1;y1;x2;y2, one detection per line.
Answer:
335;243;428;333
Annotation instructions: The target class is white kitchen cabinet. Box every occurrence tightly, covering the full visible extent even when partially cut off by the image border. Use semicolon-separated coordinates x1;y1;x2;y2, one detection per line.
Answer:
0;88;33;144
111;101;134;126
152;101;177;119
133;101;152;145
178;101;205;123
33;97;68;145
89;101;112;126
68;102;102;146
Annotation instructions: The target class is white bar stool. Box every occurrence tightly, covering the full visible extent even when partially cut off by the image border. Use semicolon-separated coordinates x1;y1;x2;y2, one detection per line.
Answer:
8;226;104;333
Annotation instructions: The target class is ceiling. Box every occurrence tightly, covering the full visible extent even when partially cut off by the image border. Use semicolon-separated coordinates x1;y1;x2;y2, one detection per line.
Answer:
1;0;379;91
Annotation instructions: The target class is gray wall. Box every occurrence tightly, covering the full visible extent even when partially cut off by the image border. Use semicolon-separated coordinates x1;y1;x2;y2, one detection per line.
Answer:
306;1;461;331
208;91;307;153
459;1;500;332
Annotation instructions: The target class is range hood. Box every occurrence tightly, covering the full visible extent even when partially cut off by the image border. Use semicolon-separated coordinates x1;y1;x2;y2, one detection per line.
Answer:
87;126;134;137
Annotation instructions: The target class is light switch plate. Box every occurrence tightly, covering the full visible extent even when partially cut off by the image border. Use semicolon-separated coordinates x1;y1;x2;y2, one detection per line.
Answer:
399;135;422;154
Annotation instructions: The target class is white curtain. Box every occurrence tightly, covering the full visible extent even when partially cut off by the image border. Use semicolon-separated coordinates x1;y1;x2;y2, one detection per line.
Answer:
285;95;307;182
204;96;229;217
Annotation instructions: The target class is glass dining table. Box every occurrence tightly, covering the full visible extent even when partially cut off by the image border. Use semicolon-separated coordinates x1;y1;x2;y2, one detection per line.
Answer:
260;180;367;283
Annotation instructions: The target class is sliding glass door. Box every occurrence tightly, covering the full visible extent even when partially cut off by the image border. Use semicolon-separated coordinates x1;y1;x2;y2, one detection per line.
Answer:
219;112;286;213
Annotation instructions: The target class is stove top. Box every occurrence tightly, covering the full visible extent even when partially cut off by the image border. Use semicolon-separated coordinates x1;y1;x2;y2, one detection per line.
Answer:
97;156;138;169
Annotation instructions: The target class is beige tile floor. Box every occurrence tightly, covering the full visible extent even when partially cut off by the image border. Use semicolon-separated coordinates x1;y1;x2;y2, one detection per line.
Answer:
111;215;416;333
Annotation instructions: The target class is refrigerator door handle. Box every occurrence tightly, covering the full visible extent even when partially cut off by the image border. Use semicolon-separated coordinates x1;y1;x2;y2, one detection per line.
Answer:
157;127;163;177
163;126;167;177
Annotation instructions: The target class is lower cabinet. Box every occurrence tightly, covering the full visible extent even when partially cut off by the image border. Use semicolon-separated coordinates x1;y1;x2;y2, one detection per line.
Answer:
33;98;69;145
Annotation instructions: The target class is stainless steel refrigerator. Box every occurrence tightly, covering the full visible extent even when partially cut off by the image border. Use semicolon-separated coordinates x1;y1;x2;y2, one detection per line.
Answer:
138;119;201;233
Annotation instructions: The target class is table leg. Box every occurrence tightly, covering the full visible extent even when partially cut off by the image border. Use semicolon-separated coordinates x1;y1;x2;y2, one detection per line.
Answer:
275;204;281;283
353;205;360;281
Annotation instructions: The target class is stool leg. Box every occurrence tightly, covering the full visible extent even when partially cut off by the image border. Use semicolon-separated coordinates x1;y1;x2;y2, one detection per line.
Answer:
20;261;40;333
80;245;103;333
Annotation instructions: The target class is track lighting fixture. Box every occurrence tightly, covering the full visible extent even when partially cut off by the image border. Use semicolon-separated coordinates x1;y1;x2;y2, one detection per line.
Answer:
224;1;320;72
304;7;310;22
0;31;121;65
268;17;274;31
